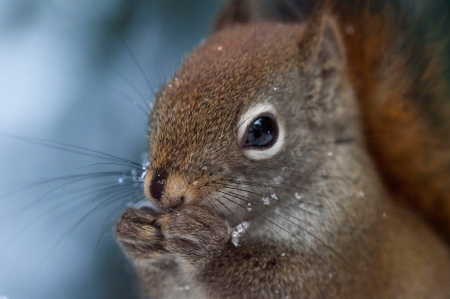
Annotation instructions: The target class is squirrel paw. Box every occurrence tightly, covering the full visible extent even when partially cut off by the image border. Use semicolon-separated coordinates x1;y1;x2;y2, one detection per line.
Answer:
115;207;167;260
158;205;230;264
116;205;230;264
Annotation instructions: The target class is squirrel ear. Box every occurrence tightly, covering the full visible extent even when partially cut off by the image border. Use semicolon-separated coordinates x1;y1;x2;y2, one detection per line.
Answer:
212;0;256;32
298;7;344;74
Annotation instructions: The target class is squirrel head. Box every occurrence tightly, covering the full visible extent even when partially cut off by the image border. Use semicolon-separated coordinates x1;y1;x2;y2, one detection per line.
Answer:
143;3;363;226
117;1;450;297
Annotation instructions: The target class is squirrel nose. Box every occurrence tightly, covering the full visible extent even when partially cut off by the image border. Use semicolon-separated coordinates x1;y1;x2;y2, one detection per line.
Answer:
148;168;186;210
149;168;168;202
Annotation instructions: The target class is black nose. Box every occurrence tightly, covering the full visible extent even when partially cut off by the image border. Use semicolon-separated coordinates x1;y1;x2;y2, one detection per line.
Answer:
149;168;168;201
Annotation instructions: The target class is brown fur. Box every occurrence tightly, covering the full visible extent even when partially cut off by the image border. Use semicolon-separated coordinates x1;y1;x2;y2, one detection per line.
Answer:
331;1;450;240
116;0;450;298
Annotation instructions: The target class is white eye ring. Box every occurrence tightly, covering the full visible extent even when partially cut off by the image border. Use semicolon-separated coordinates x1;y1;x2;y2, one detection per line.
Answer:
237;103;285;160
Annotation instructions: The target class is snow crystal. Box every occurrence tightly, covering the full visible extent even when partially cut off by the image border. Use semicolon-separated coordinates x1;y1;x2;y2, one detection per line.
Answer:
140;161;149;181
131;168;137;180
218;46;223;51
232;221;251;247
294;192;302;200
271;194;278;200
262;197;270;205
176;285;190;291
273;176;282;184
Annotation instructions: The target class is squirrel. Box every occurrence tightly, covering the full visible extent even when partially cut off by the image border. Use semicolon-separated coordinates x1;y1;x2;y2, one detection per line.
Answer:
115;0;450;298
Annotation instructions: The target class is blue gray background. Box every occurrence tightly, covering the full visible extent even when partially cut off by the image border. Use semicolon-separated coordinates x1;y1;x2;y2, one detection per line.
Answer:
0;1;218;298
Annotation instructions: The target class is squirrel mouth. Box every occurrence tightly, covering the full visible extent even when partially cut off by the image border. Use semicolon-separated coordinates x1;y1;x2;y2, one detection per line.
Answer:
132;199;163;215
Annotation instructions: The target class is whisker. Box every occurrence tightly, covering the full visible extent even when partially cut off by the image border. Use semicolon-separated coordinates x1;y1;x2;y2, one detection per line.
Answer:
220;193;328;263
205;200;225;219
4;172;140;219
220;189;353;272
93;197;145;252
221;194;295;250
2;170;141;200
214;197;253;241
216;180;309;196
63;187;143;250
87;181;143;208
2;186;114;251
29;188;141;281
220;194;328;293
213;181;317;214
76;162;144;171
107;65;152;112
219;189;309;223
108;84;151;118
3;179;142;248
0;132;142;167
92;2;155;95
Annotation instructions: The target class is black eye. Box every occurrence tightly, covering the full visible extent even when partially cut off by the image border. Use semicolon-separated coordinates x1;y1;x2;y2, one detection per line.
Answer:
243;116;277;148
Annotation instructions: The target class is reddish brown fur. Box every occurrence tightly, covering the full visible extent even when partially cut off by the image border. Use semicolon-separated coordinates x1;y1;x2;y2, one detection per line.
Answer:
333;3;450;239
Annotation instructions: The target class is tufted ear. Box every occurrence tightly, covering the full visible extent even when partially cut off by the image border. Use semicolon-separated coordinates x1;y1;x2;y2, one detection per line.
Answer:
298;6;345;76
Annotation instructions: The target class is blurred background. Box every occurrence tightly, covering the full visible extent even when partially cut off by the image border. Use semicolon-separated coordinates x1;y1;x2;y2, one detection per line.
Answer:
0;1;219;298
0;1;449;299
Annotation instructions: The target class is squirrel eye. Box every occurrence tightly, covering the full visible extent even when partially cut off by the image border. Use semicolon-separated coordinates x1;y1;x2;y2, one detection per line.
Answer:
243;116;277;148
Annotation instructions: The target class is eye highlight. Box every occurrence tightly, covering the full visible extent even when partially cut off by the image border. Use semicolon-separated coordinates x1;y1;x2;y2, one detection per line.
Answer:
243;116;277;148
237;103;285;160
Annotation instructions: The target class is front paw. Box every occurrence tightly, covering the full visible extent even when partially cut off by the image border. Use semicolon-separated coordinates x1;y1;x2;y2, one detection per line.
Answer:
116;207;167;260
116;205;230;265
158;205;230;264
